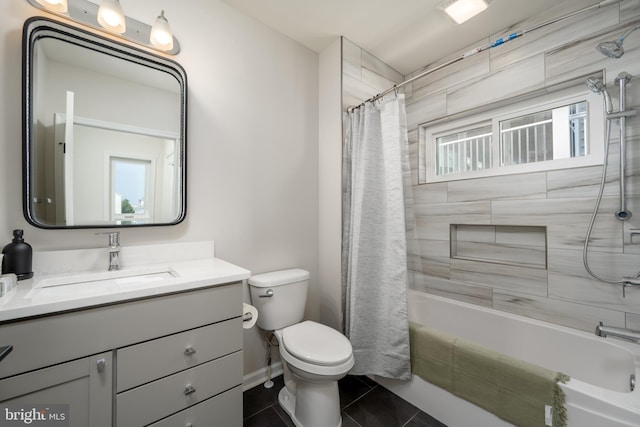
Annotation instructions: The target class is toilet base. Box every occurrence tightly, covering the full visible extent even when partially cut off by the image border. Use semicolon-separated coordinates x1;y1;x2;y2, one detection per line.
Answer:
278;383;343;427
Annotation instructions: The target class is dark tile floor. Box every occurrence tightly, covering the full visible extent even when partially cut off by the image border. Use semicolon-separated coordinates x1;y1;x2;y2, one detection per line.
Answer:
243;374;447;427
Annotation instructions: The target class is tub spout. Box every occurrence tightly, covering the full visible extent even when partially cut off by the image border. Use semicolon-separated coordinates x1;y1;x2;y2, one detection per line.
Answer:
596;322;640;343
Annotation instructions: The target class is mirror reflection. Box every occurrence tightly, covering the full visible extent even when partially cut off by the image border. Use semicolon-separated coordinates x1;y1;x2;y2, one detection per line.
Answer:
24;18;187;228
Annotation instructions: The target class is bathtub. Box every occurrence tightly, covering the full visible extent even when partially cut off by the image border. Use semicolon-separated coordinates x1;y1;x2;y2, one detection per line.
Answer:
375;290;640;427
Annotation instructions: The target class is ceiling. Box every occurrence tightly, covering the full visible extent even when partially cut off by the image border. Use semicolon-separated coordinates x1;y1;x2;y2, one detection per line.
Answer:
221;0;600;75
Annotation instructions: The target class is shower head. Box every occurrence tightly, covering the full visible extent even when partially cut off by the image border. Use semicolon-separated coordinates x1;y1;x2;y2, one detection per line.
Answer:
586;77;614;114
596;40;624;58
596;23;640;59
586;77;608;95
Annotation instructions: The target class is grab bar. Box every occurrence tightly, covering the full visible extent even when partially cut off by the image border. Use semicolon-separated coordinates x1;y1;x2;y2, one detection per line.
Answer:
595;322;640;343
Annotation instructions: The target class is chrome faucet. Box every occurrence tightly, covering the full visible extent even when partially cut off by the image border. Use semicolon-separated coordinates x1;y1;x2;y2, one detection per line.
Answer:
97;232;121;271
595;322;640;344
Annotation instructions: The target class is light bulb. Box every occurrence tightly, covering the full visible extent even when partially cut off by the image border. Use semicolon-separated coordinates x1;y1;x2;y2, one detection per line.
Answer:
150;10;174;51
35;0;68;13
97;0;126;34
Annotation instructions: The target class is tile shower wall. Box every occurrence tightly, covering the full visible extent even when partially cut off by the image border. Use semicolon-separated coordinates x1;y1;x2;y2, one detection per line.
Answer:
342;37;404;110
342;1;640;333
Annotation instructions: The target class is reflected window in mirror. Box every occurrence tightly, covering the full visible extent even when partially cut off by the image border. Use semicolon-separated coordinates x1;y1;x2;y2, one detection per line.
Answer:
112;156;153;225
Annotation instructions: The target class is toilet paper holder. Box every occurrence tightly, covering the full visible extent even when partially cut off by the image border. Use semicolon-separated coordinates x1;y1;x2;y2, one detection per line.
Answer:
242;303;258;329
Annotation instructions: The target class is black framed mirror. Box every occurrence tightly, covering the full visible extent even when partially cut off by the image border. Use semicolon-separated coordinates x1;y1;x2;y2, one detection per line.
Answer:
23;17;187;229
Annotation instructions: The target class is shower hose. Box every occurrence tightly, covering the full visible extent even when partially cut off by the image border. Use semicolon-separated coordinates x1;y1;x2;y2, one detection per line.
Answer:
583;117;640;292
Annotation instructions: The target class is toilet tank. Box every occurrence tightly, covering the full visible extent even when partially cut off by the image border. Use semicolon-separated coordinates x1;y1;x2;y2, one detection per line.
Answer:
248;269;310;331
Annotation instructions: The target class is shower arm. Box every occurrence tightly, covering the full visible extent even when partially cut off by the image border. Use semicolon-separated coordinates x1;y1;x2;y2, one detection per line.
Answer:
618;23;640;42
348;0;624;111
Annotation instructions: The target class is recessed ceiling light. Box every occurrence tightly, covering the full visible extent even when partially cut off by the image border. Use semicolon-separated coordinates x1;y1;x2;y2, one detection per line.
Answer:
438;0;493;25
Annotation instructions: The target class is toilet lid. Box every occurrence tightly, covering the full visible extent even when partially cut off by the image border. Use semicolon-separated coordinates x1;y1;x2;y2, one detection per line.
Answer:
282;321;353;366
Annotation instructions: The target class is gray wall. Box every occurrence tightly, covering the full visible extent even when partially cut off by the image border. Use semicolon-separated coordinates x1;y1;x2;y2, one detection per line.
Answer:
343;1;640;333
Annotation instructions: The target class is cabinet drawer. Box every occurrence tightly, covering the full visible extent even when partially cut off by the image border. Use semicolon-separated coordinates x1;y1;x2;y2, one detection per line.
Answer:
0;282;241;379
116;351;242;426
117;317;242;392
148;385;242;427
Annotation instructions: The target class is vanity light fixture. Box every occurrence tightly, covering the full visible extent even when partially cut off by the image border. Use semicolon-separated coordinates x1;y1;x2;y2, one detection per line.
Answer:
97;0;126;34
24;0;181;54
34;0;68;13
150;10;174;51
438;0;493;24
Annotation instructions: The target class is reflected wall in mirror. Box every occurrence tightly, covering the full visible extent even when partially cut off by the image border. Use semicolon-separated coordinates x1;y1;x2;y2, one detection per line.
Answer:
23;17;187;228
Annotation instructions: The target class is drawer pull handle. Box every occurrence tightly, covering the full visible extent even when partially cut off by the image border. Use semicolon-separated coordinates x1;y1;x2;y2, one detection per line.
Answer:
96;358;106;373
184;385;196;396
0;345;13;363
184;346;196;356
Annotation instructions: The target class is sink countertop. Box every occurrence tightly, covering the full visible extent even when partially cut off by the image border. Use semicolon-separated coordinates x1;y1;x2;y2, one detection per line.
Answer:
0;241;250;323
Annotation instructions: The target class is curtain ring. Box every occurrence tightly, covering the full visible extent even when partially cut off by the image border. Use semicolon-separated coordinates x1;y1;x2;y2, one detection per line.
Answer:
393;85;399;97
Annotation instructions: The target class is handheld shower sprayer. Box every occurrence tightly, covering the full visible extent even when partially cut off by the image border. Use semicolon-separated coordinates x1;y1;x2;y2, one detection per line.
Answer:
596;23;640;58
586;77;613;114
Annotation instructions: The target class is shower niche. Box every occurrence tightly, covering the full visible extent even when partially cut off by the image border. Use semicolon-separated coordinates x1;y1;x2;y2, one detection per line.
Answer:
450;224;547;269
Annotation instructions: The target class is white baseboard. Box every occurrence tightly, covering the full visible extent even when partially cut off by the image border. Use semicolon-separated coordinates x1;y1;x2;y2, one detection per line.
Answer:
243;362;284;391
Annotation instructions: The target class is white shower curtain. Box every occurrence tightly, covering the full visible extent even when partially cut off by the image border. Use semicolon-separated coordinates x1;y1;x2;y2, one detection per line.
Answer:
342;94;413;380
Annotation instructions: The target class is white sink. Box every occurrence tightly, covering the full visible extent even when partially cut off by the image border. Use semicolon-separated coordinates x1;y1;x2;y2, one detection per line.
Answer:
27;266;178;301
36;266;177;288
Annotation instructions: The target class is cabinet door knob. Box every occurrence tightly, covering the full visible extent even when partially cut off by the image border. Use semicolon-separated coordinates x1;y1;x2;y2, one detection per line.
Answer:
184;385;196;395
184;346;196;356
96;358;106;373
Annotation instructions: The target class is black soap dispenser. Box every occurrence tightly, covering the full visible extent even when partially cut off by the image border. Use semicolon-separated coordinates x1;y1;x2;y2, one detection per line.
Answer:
2;229;33;280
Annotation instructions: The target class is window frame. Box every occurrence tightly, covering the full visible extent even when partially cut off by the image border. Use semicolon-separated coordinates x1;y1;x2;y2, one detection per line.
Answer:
420;86;605;184
107;154;157;224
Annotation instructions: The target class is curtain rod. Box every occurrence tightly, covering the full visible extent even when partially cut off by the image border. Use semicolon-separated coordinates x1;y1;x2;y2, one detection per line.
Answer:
348;0;623;112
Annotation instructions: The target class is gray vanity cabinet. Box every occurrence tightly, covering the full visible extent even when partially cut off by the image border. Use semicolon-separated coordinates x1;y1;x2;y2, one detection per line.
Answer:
115;318;243;426
0;282;243;426
0;352;113;427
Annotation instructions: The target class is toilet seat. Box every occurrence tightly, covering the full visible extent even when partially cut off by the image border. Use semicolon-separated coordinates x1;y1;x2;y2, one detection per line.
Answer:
282;321;352;366
276;321;354;377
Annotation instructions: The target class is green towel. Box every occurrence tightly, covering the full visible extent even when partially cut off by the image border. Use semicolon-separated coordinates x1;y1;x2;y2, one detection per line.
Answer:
410;322;569;427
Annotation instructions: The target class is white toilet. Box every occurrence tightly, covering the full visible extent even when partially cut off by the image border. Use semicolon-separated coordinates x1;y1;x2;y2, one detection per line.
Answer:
249;269;354;427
